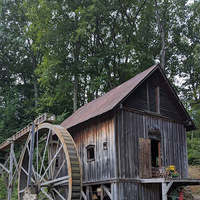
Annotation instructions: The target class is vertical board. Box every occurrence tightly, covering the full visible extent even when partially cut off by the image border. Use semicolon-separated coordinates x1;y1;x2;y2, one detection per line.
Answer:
139;138;152;178
111;182;161;200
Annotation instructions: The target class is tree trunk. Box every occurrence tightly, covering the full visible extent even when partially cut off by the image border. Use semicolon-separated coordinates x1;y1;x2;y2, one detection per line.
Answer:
160;29;166;70
32;55;38;108
154;0;168;70
73;74;78;112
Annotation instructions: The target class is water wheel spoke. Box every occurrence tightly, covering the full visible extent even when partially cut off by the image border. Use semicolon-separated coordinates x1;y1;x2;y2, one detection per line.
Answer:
48;131;53;177
33;170;47;183
39;129;51;176
53;179;69;187
53;188;66;200
51;190;56;199
19;189;25;194
26;145;37;181
51;139;60;178
38;151;50;180
40;188;54;200
40;175;70;187
54;158;67;179
39;194;43;200
21;166;35;183
40;144;63;181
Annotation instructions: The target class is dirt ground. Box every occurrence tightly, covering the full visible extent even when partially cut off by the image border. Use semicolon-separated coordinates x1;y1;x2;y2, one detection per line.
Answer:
188;165;200;199
193;195;200;200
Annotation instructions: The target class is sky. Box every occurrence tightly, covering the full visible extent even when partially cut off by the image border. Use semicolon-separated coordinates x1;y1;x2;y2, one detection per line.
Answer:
187;0;194;4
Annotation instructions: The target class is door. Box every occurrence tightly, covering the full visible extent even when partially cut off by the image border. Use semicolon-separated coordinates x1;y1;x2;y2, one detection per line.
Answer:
139;138;152;178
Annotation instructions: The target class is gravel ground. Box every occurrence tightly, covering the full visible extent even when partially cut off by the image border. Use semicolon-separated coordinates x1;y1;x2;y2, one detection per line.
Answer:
188;165;200;200
194;195;200;200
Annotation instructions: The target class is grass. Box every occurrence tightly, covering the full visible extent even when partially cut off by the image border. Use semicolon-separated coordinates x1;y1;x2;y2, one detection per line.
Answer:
188;165;200;195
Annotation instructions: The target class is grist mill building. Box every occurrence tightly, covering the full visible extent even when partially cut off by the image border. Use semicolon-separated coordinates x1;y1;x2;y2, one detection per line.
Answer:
61;64;198;200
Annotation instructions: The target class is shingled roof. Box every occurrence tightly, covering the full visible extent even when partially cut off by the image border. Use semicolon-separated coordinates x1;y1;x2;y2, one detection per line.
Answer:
60;64;196;131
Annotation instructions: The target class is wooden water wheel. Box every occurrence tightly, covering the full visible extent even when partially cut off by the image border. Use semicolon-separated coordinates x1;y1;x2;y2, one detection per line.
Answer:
18;123;82;200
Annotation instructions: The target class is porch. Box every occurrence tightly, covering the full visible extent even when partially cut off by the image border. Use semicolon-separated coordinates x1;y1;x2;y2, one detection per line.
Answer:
138;178;200;200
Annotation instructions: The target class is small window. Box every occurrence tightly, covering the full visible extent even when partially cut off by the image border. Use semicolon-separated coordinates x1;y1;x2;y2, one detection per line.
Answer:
86;145;95;162
148;84;159;113
103;142;107;150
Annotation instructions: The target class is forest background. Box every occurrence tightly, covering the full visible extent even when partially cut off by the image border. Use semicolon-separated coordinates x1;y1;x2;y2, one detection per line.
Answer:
0;0;200;167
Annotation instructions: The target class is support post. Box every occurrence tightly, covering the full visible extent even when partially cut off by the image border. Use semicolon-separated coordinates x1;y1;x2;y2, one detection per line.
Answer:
111;183;117;200
81;190;87;200
102;185;112;199
100;185;104;200
162;182;168;200
7;142;14;200
86;186;92;200
27;124;35;185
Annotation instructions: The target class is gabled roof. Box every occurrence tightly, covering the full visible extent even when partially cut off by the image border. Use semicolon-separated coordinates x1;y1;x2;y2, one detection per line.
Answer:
61;64;196;131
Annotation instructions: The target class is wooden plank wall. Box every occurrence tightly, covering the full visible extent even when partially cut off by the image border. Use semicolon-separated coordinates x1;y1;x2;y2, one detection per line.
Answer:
138;183;161;200
69;112;116;183
123;70;187;123
112;182;161;200
116;109;188;179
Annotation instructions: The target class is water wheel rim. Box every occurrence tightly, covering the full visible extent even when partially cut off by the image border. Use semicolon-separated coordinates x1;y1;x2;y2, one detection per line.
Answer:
18;123;82;200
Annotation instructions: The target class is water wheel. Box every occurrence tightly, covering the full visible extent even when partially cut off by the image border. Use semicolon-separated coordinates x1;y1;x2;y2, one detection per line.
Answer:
18;123;82;200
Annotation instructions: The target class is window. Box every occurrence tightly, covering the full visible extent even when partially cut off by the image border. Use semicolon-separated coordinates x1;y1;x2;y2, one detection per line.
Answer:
148;84;159;113
86;145;95;162
103;142;108;150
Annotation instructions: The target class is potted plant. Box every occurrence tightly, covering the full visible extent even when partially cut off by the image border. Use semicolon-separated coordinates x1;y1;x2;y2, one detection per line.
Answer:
171;171;180;178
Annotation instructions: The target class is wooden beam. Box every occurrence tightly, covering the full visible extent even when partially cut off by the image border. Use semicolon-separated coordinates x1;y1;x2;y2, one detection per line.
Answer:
166;181;173;194
162;183;167;200
0;163;10;174
81;190;87;200
86;186;92;200
8;142;14;200
27;124;35;185
100;185;104;200
102;185;112;199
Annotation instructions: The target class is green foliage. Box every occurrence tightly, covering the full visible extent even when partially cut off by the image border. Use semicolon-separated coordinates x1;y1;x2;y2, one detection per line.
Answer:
0;177;7;199
0;0;199;168
187;139;200;165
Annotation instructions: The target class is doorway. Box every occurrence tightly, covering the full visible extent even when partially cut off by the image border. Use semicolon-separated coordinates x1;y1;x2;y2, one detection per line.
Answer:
139;138;161;178
151;139;161;177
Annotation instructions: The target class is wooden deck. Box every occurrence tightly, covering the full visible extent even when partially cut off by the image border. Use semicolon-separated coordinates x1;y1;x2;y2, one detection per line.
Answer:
139;178;200;200
138;178;200;184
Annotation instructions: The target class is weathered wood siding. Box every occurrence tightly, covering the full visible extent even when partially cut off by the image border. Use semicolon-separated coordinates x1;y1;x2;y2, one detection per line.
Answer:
139;138;152;178
112;182;161;200
116;109;188;179
123;70;187;122
68;112;116;183
123;83;148;111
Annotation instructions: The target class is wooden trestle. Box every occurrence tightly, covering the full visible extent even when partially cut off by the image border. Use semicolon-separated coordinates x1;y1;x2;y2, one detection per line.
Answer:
0;113;55;200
